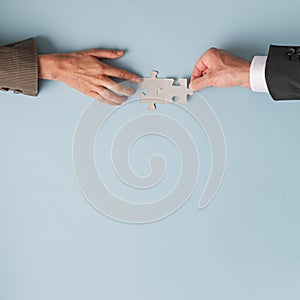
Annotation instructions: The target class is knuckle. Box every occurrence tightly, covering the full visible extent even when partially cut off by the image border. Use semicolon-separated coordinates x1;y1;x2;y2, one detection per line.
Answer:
97;76;106;84
107;81;114;89
97;86;106;94
208;47;218;55
208;75;216;86
72;51;81;57
75;50;88;58
88;48;98;54
118;69;125;78
107;49;117;56
97;63;105;72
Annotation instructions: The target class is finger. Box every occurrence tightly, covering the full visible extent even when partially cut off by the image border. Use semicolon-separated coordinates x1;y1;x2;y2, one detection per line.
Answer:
95;93;121;106
93;86;127;104
86;90;120;106
83;49;125;59
102;77;135;96
191;66;203;82
104;66;141;82
97;95;121;106
86;91;100;99
189;73;213;91
191;58;208;82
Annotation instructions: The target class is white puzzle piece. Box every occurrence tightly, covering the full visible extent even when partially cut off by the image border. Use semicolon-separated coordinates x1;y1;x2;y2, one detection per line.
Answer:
140;71;193;110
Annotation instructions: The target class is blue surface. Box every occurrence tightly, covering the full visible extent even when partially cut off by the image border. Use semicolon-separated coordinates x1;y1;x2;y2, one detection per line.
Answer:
1;0;300;299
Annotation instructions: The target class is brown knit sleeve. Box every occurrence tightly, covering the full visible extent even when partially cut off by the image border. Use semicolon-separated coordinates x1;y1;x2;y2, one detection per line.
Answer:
0;37;38;96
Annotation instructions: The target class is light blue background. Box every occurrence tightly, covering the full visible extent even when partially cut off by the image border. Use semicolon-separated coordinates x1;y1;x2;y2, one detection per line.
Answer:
1;0;300;299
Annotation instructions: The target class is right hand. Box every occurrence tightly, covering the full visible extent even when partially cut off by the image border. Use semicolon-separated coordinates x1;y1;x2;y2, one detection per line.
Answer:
189;48;251;91
38;49;140;106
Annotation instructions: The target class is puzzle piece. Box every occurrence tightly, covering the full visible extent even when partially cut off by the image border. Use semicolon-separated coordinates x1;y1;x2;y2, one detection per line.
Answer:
140;71;193;111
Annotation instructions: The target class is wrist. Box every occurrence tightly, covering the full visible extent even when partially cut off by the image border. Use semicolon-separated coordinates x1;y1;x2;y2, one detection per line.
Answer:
239;61;251;89
38;54;59;80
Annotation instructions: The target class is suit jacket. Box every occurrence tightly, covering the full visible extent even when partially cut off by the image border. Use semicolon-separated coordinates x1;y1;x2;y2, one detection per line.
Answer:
266;45;300;100
0;37;38;96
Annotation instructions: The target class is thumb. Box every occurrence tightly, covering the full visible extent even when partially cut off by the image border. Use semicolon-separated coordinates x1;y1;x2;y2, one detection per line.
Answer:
85;49;125;59
189;73;213;91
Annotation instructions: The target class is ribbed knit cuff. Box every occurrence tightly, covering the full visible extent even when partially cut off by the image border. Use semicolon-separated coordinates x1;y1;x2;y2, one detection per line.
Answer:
0;37;38;96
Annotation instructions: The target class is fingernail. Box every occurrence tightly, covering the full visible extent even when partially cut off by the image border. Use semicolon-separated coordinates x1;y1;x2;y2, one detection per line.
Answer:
118;50;124;55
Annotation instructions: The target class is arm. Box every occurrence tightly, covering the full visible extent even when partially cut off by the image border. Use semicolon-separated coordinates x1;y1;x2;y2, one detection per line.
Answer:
0;38;38;96
0;37;140;105
190;46;300;101
265;45;300;100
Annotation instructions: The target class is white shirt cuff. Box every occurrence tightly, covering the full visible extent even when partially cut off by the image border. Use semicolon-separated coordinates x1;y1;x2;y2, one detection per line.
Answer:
250;56;269;93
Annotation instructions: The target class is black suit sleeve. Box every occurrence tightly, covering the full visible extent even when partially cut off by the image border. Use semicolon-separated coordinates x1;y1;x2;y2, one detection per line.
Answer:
266;45;300;100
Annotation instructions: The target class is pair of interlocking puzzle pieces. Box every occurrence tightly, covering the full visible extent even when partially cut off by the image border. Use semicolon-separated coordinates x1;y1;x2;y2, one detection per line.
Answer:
140;71;193;110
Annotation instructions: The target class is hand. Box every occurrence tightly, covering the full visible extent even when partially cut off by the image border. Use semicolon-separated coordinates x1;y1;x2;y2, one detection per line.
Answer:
38;49;140;105
189;48;251;91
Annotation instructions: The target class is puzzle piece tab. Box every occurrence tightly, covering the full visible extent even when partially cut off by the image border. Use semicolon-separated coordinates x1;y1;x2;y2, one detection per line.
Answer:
140;71;193;111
